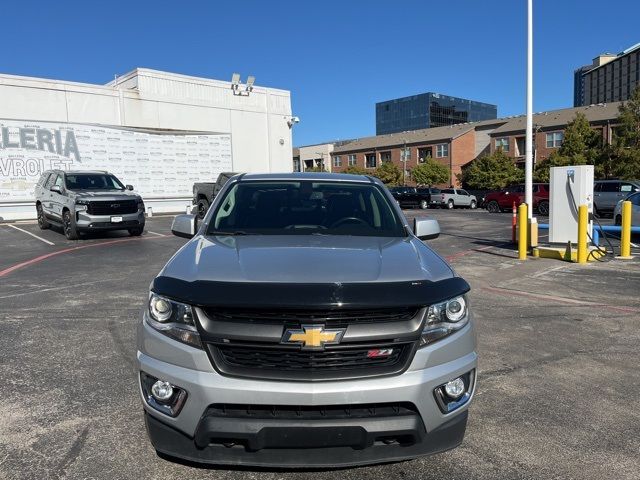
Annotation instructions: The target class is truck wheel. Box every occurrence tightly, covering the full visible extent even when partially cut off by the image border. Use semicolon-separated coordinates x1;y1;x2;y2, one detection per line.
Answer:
62;210;79;240
447;199;454;209
420;200;428;210
37;204;50;230
470;200;477;209
129;227;144;236
538;200;549;216
197;198;209;220
487;200;500;213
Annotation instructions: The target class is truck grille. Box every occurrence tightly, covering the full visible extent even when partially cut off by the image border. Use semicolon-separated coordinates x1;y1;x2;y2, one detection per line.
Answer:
87;200;138;215
202;307;418;326
207;342;414;381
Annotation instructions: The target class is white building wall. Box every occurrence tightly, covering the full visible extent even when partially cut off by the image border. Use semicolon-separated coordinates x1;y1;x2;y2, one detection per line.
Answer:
0;68;294;220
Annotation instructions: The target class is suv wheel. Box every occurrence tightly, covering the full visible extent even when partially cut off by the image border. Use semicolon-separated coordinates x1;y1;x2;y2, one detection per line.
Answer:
486;200;500;213
420;200;428;210
447;199;454;209
37;204;50;230
470;200;477;209
197;198;209;220
129;227;144;236
537;200;549;216
62;210;79;240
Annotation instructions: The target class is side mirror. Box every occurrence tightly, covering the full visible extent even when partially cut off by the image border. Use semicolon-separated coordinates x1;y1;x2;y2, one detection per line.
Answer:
413;218;440;240
126;184;134;191
171;214;197;239
50;185;62;194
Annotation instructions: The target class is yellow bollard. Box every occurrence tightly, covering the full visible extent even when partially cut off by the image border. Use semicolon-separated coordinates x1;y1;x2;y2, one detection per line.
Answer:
518;203;528;260
577;204;588;264
620;200;632;258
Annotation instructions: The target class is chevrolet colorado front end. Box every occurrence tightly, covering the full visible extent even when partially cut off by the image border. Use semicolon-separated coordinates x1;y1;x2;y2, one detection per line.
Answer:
137;172;477;467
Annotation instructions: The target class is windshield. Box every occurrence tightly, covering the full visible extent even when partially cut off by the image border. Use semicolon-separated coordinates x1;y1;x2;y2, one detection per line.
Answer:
207;180;406;237
65;174;125;190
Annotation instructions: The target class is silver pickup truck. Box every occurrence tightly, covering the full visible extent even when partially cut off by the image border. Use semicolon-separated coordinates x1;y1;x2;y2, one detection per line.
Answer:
436;188;478;209
137;172;477;467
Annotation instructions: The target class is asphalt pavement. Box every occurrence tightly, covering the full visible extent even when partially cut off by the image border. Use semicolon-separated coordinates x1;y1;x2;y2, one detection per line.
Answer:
1;209;639;480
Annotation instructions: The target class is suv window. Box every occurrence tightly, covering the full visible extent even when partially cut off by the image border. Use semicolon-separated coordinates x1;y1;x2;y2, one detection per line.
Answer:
620;183;636;193
600;182;620;193
459;190;469;196
54;175;64;188
441;189;454;194
65;173;125;190
45;174;57;189
37;172;51;187
208;181;405;237
630;193;640;206
513;185;525;193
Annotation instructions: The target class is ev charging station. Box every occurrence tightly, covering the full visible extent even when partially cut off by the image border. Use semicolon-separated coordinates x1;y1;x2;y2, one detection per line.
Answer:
549;165;594;244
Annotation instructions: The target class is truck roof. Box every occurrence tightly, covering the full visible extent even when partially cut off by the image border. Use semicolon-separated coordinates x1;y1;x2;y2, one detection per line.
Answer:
240;172;377;183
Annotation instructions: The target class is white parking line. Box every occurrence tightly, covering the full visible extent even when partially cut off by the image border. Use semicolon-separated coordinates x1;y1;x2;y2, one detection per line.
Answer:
6;224;55;245
146;231;165;237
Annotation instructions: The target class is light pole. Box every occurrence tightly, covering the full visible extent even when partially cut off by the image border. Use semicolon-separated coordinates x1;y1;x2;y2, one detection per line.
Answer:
401;140;408;186
525;0;534;218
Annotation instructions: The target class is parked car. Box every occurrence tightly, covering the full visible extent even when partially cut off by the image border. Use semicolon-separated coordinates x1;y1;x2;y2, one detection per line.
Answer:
483;183;549;215
436;188;478;209
35;169;145;240
193;172;239;219
613;191;640;226
594;179;640;217
389;186;440;209
138;172;477;467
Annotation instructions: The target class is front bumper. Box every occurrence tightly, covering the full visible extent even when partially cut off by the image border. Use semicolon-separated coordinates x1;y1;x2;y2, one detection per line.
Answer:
137;317;477;467
76;210;145;231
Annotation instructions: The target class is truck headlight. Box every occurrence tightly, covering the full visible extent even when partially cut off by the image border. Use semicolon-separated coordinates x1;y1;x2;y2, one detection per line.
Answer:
75;199;90;211
420;295;469;346
137;199;145;212
146;293;202;349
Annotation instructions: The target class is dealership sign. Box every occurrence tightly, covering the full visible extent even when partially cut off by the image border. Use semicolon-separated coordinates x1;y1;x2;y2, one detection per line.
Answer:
0;119;232;202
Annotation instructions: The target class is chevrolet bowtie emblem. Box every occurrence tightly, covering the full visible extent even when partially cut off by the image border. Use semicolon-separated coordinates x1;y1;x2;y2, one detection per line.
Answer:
281;325;345;350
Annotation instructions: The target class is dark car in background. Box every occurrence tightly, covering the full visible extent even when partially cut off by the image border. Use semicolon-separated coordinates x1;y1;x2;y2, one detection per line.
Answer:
389;186;440;209
484;183;549;215
193;172;239;219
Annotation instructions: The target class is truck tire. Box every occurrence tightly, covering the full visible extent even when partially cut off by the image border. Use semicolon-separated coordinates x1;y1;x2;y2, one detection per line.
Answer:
447;199;454;209
197;198;209;220
420;200;428;210
129;227;144;236
37;203;50;230
470;200;477;209
486;200;500;213
62;210;79;240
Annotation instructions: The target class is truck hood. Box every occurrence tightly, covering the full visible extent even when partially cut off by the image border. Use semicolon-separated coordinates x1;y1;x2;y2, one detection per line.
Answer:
71;190;141;201
160;234;453;284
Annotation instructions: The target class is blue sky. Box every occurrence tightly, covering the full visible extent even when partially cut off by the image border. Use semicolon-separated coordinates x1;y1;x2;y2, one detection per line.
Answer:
2;0;639;146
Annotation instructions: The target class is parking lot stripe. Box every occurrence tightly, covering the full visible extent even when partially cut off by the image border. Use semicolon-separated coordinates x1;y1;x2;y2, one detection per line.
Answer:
6;224;55;245
0;235;170;278
146;231;164;237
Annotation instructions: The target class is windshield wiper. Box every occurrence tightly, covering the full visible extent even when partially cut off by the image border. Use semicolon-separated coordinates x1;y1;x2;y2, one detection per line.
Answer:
208;230;255;236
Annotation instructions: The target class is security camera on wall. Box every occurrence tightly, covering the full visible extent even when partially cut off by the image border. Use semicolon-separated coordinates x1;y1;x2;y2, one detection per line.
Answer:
291;116;300;124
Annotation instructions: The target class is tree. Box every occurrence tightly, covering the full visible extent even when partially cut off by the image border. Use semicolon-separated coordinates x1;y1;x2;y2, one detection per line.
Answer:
610;85;640;179
340;165;367;175
534;112;602;181
372;161;402;185
410;158;450;186
460;150;523;189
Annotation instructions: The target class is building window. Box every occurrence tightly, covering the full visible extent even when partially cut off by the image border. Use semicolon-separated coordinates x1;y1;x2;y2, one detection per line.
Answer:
418;147;432;163
333;156;342;168
365;153;377;169
436;144;449;158
380;151;392;163
293;158;301;172
495;138;509;152
546;132;564;148
348;154;357;166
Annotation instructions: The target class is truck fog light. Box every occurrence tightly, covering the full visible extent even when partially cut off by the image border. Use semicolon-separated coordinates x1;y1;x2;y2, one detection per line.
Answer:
444;377;465;399
140;372;187;417
434;370;475;414
151;380;174;402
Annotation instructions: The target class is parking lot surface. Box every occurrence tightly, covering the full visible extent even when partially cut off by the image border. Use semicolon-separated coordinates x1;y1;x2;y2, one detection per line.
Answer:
1;209;639;480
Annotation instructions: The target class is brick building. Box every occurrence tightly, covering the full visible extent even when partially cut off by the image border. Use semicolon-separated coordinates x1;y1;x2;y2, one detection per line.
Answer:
323;102;622;187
